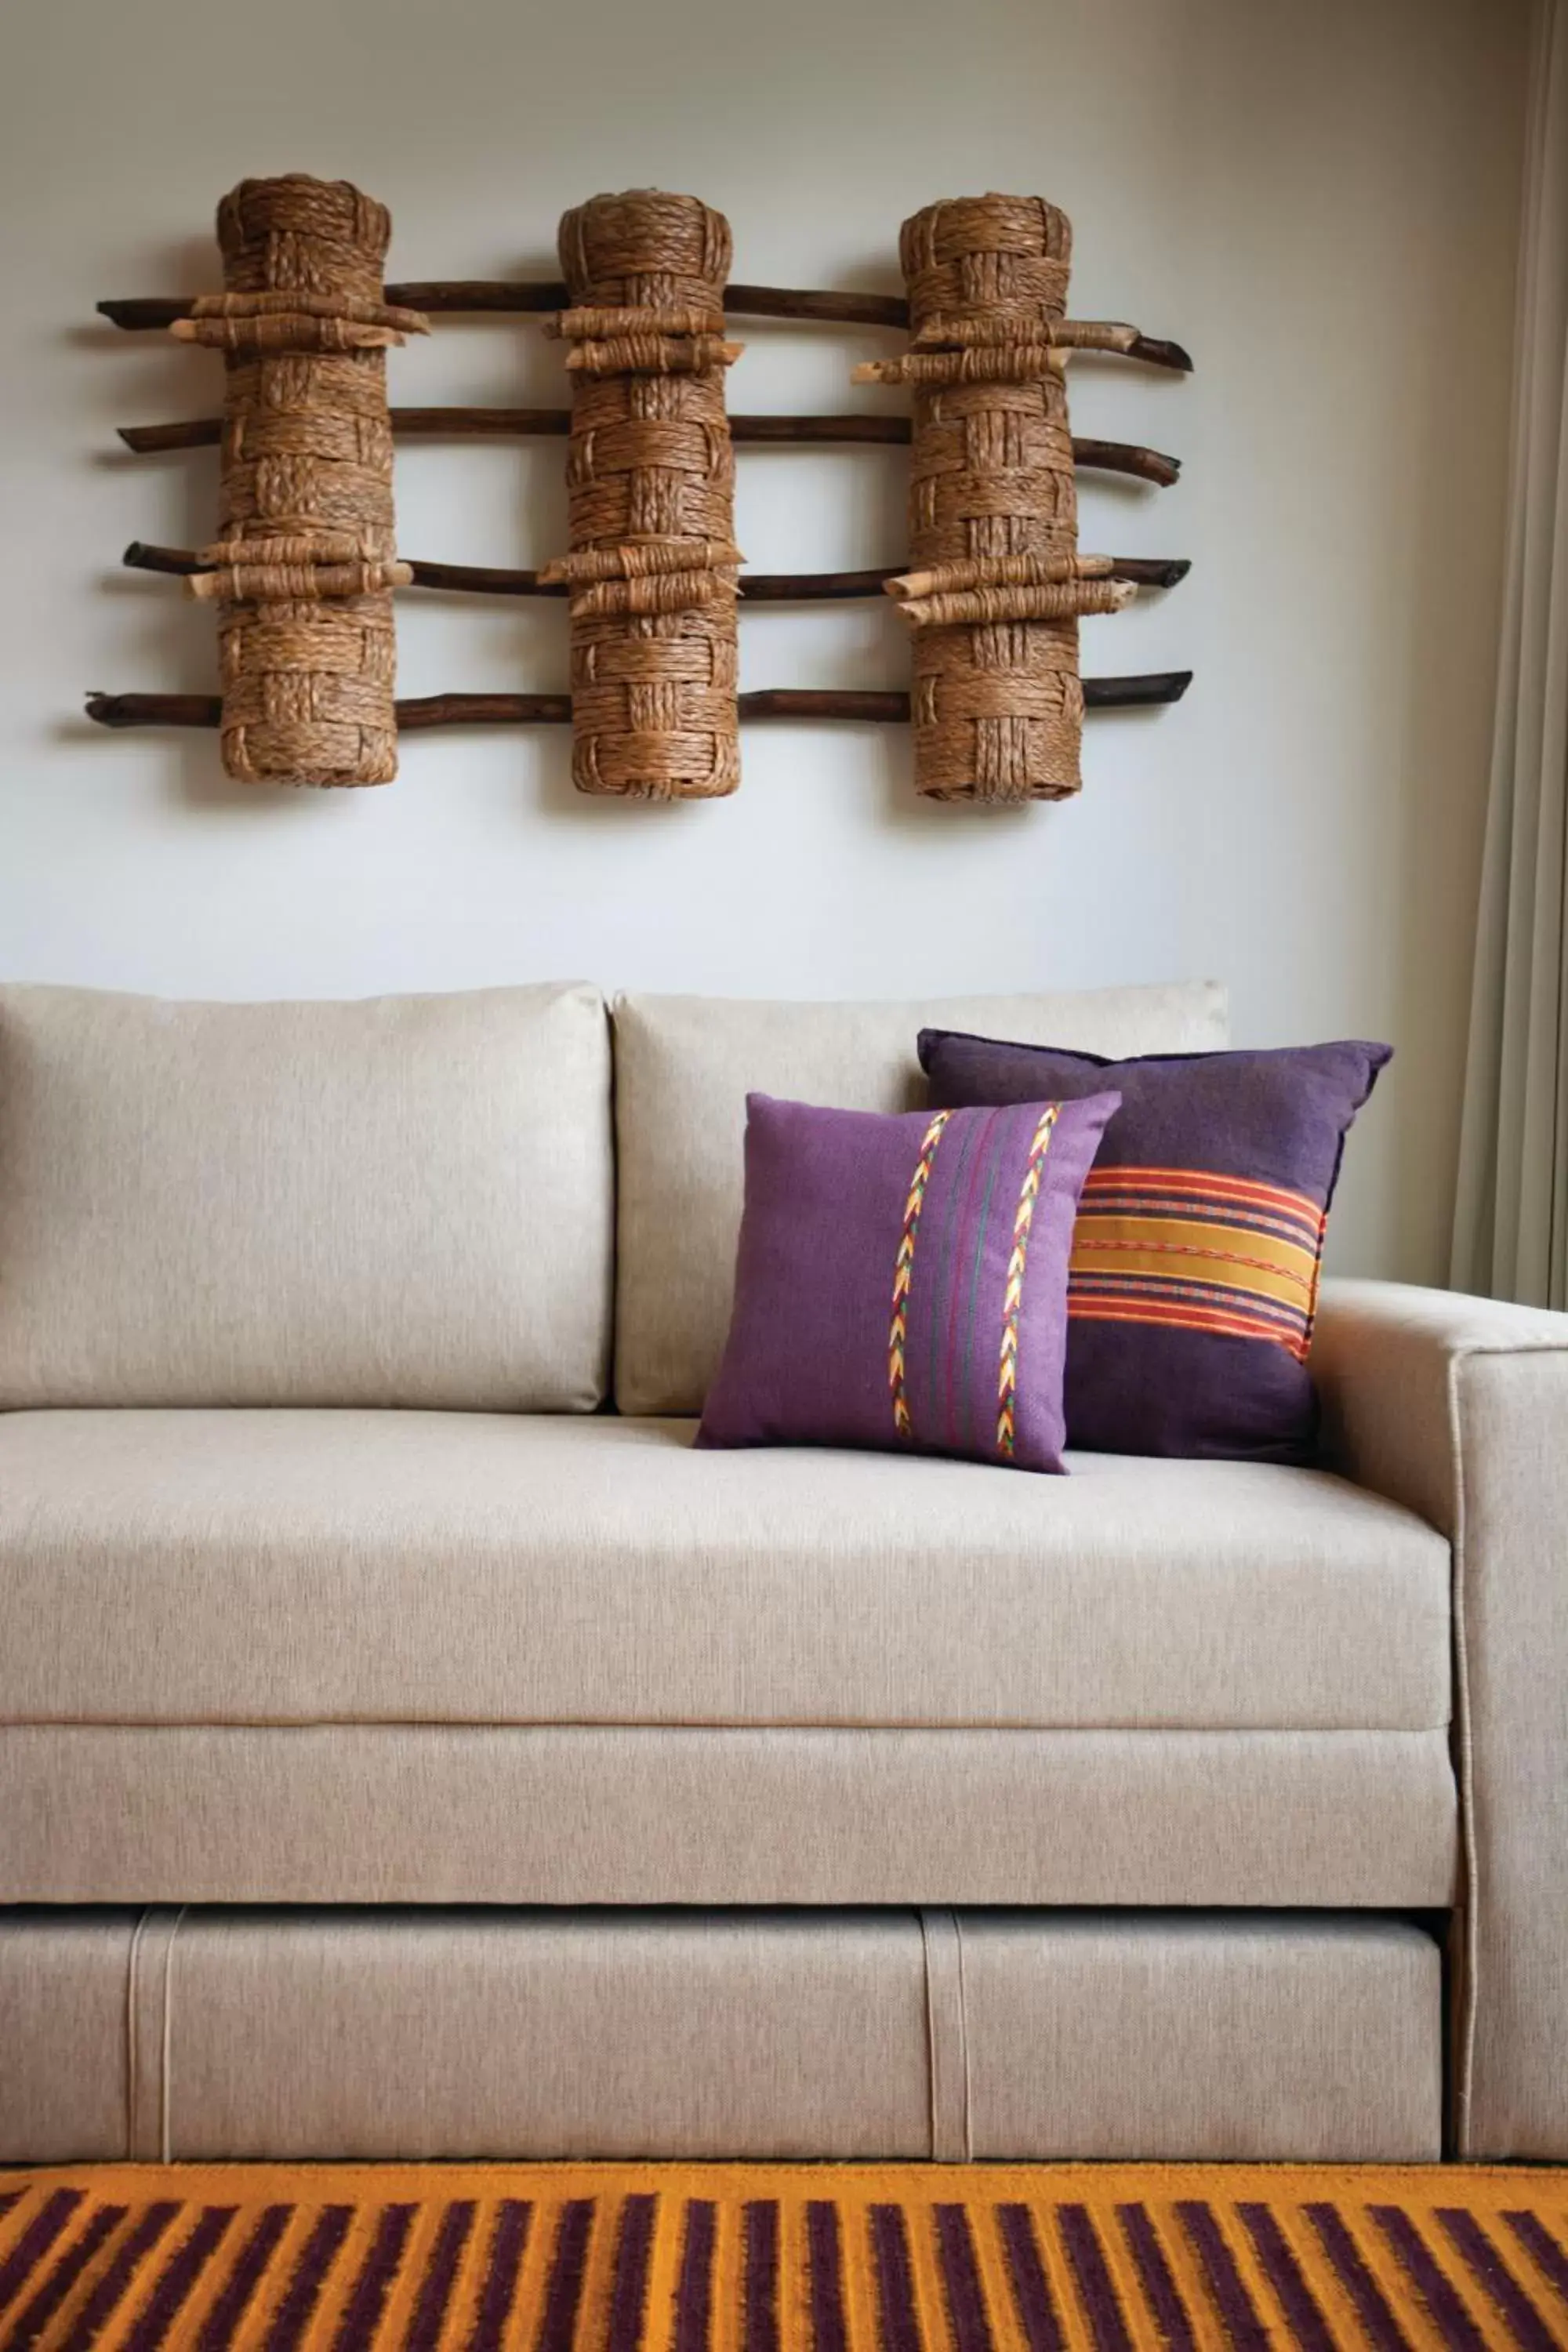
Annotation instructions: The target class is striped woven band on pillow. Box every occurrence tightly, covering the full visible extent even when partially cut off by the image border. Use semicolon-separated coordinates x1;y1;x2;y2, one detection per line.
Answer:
1068;1163;1328;1362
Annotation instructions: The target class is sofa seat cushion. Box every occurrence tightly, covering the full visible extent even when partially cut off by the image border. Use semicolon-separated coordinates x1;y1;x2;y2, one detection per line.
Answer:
0;1409;1450;1734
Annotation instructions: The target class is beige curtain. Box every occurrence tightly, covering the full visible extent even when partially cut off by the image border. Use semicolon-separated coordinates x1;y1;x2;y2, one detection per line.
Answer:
1453;0;1568;1306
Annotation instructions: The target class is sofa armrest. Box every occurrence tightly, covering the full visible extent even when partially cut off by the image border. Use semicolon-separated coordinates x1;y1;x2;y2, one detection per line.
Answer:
1311;1277;1568;2156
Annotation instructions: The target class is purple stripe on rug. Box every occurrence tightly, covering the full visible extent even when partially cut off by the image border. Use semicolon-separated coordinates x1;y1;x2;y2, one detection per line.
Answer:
0;2189;85;2317
869;2205;922;2352
195;2205;293;2352
331;2204;416;2352
124;2206;238;2352
1370;2208;1490;2351
1056;2206;1134;2352
405;2203;477;2352
995;2205;1067;2352
744;2202;780;2352
1301;2204;1413;2352
1174;2203;1269;2352
673;2201;717;2352
807;2201;848;2352
1504;2211;1568;2313
466;2199;532;2352
1436;2210;1559;2351
1113;2205;1196;2352
58;2201;181;2352
607;2197;658;2352
933;2205;993;2352
5;2204;128;2352
535;2201;596;2352
1236;2202;1335;2351
260;2205;354;2352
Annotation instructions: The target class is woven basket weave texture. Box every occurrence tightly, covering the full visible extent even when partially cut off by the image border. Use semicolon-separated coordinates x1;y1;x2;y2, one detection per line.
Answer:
900;195;1087;804
556;191;740;800
211;176;405;786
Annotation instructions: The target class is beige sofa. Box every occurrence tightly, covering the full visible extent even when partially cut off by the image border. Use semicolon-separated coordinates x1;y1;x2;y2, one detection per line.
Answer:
1;979;1564;2165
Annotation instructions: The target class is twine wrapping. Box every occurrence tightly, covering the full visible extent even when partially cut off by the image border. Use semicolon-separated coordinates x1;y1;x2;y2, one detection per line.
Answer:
185;175;426;786
884;194;1131;803
897;579;1135;630
546;191;743;800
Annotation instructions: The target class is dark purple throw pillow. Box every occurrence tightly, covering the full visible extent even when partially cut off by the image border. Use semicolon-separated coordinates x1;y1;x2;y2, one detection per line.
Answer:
698;1089;1122;1472
917;1033;1392;1461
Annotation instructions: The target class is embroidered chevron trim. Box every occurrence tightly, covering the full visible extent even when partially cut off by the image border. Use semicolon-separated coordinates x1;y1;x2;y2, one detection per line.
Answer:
996;1104;1059;1457
889;1109;953;1439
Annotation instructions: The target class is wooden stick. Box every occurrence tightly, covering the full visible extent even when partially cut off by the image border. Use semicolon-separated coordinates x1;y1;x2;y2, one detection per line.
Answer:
122;543;1190;600
84;673;1192;731
399;692;575;728
114;411;1181;483
97;284;1192;367
739;558;1188;599
97;288;568;329
1073;437;1181;487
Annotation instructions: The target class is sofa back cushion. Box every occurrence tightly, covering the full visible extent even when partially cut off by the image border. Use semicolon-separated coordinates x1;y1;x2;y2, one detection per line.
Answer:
612;983;1228;1414
0;982;613;1409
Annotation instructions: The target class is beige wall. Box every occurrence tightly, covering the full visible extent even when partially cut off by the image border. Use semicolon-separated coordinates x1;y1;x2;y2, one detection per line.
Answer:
0;0;1529;1281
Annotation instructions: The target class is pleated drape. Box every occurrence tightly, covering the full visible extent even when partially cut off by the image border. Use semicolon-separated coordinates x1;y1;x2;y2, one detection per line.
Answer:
1453;0;1568;1305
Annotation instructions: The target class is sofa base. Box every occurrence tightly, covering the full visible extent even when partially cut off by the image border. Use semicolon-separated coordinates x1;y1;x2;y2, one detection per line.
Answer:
0;1907;1443;2165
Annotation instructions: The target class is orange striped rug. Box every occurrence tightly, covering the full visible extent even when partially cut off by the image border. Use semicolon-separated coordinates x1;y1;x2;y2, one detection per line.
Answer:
2;2161;1566;2350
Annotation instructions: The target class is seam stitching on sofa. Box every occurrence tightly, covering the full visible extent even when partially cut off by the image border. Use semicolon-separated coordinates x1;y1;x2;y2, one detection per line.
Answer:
161;1906;186;2161
919;1906;968;2160
1449;1348;1479;2157
953;1911;972;2160
918;1907;938;2158
125;1907;151;2159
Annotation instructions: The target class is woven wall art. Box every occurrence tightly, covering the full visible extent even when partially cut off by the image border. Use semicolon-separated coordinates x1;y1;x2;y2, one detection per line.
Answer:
855;195;1133;804
92;191;1191;799
180;175;426;787
539;191;744;800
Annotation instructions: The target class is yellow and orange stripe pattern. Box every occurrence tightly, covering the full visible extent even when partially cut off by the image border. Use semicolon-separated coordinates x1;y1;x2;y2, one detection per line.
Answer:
996;1105;1059;1458
1068;1166;1327;1362
2;2160;1567;2350
887;1110;952;1439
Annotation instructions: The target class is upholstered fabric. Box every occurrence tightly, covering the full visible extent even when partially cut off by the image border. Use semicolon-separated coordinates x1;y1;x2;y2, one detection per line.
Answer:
1312;1276;1568;2160
0;1911;138;2165
0;1907;1441;2162
0;982;614;1410
920;1030;1388;1460
699;1092;1119;1472
0;1725;1457;1909
612;985;1229;1414
0;1409;1448;1734
958;1913;1440;2162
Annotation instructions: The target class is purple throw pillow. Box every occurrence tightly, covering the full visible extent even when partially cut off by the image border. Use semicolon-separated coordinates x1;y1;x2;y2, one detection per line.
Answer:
917;1033;1392;1461
698;1089;1122;1472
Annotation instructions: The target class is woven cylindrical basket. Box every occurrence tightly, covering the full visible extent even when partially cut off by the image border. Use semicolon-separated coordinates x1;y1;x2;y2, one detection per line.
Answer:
547;191;741;799
191;176;420;786
895;196;1094;803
